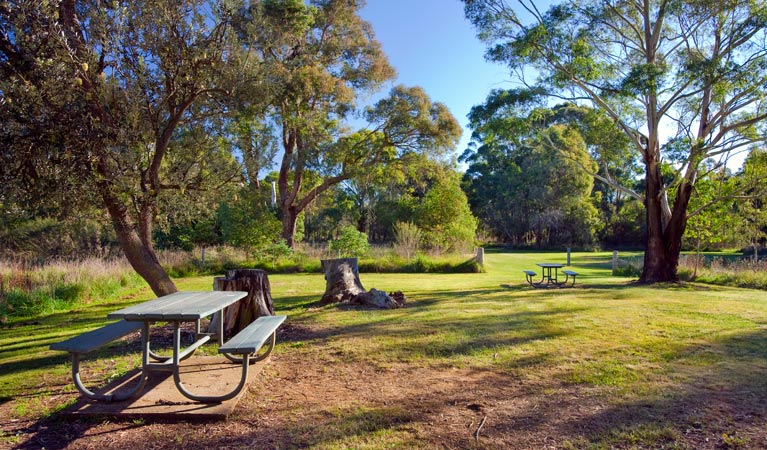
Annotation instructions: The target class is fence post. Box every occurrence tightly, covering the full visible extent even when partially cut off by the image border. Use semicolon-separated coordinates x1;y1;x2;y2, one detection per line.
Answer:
567;247;571;266
612;250;619;274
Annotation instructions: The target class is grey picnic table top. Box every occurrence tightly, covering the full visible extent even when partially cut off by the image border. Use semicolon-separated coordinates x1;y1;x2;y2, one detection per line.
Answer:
107;291;248;321
536;263;564;268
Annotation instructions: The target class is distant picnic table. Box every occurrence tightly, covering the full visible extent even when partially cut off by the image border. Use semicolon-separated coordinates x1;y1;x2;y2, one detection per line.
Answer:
524;263;578;288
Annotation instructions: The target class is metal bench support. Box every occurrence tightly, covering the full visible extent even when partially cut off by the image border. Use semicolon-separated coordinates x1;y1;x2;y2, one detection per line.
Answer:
172;315;286;403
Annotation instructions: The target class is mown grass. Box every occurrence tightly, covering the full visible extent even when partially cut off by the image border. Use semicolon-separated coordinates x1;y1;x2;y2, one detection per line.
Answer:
2;250;767;448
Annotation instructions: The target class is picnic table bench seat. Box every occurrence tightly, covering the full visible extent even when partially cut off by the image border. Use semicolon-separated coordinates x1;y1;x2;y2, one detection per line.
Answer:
523;270;537;286
50;320;144;402
562;269;579;287
219;314;286;357
174;314;288;403
50;320;141;354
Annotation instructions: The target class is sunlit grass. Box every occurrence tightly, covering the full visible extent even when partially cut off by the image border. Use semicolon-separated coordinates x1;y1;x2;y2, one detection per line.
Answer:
2;250;767;448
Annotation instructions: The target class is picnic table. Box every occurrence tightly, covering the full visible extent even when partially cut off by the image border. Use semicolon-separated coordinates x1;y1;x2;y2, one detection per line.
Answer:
523;263;578;288
50;291;286;403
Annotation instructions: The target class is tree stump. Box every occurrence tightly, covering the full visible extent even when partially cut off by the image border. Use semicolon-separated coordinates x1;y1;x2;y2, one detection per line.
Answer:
320;258;366;304
320;258;405;308
209;269;275;340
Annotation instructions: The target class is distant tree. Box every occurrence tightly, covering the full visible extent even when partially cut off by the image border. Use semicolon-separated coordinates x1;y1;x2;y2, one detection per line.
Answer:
414;171;478;252
461;95;600;247
218;185;283;258
236;0;462;247
733;150;767;262
683;167;736;275
0;0;242;295
465;0;767;282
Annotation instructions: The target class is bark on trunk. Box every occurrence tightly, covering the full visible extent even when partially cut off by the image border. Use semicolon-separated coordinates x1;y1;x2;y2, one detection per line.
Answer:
640;165;692;283
210;269;275;340
320;258;366;304
101;191;177;296
281;208;298;248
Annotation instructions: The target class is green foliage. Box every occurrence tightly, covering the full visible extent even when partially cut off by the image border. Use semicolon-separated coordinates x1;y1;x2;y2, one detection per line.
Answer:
329;226;371;258
218;186;282;257
414;173;478;251
0;211;117;260
236;0;462;246
392;222;422;260
462;100;601;247
601;200;646;248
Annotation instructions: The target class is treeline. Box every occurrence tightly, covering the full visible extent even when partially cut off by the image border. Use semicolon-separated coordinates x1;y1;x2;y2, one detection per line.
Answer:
460;93;767;252
0;159;477;261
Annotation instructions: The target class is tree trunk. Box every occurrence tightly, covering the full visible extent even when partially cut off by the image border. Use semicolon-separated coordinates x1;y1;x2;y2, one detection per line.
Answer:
101;191;177;296
640;166;692;283
281;207;298;248
320;258;366;304
210;269;275;340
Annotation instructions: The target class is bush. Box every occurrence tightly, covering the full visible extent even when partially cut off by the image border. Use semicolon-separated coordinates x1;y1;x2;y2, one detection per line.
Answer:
328;226;371;258
393;221;422;260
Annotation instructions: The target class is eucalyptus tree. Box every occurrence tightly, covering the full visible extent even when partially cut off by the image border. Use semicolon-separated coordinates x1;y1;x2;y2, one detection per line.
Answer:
237;0;461;247
0;0;242;295
465;0;767;282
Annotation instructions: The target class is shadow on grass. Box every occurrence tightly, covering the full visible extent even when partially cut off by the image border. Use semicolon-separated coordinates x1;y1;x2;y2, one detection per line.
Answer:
551;328;767;448
277;293;586;364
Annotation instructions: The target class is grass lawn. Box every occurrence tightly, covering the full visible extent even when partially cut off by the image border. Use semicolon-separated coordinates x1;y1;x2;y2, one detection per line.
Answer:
2;251;767;449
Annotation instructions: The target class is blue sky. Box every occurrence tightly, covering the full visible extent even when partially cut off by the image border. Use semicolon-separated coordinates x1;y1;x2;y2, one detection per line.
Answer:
358;0;516;158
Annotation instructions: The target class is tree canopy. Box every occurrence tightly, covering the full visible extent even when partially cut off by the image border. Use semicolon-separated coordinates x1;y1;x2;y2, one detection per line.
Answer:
462;93;602;246
1;0;242;295
237;0;462;247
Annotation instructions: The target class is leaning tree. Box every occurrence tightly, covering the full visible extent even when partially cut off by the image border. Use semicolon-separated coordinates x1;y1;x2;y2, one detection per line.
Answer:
0;0;244;295
465;0;767;282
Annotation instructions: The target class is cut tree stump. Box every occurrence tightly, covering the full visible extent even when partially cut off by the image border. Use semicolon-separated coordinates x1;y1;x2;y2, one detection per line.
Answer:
320;258;405;308
209;269;275;340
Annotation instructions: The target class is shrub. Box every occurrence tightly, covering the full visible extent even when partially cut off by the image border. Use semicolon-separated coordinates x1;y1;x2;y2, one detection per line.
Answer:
329;226;370;258
393;221;422;260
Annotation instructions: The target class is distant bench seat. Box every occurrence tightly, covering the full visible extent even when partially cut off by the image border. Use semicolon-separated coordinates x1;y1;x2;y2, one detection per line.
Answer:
523;270;537;286
562;270;579;287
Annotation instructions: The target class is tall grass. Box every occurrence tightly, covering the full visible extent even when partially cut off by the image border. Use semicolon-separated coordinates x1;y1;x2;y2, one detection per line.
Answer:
610;252;767;290
678;254;767;289
0;257;143;322
0;245;481;322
